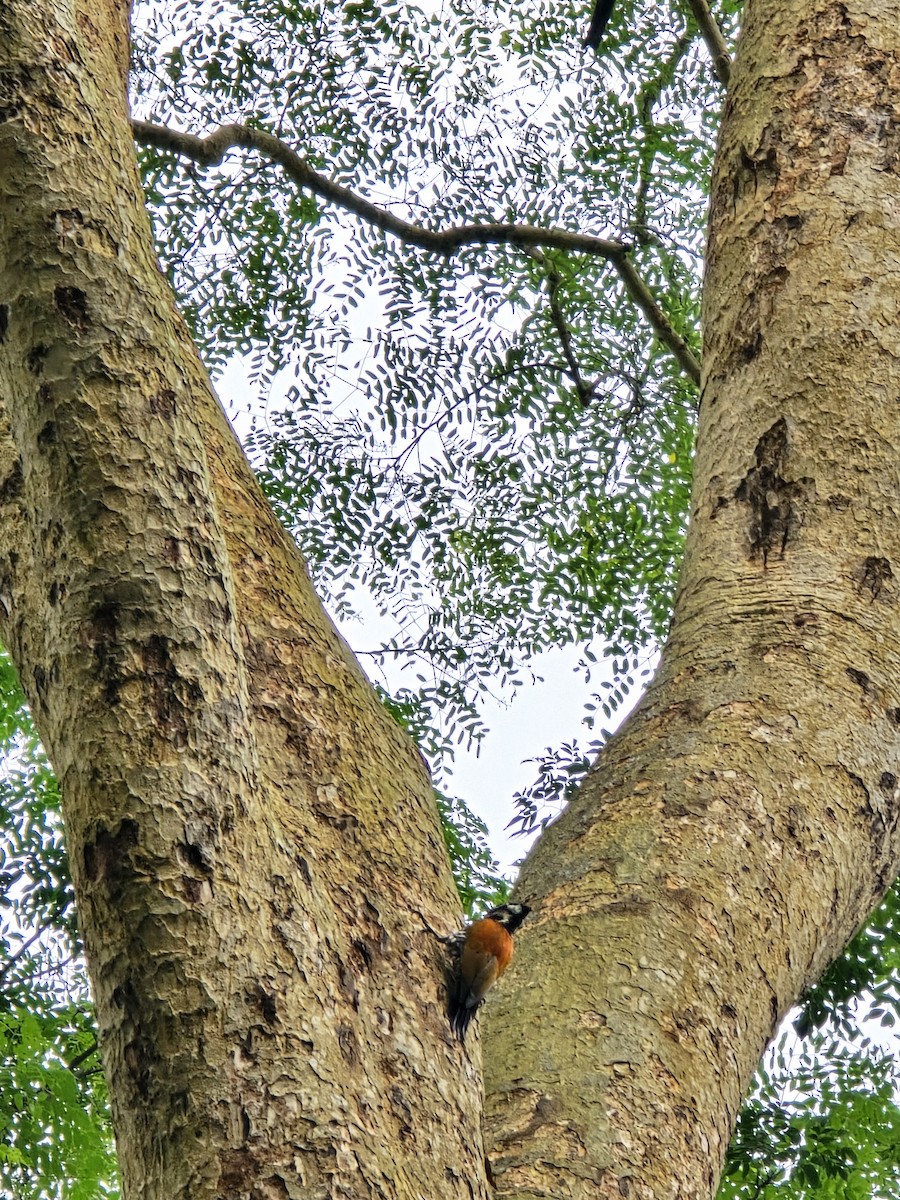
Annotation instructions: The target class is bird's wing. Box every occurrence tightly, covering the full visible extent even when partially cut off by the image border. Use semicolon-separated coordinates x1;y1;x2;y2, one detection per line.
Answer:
464;956;500;1008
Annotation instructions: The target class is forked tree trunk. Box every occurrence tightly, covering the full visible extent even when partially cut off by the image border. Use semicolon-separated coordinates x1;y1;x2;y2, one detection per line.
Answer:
0;0;899;1198
484;0;900;1195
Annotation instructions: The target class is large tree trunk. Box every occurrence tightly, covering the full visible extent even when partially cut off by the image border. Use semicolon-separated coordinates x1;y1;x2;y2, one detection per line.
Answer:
0;4;487;1198
484;0;900;1196
1;0;899;1198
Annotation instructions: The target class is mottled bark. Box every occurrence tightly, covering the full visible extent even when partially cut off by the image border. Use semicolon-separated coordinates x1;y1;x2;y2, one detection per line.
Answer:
0;5;487;1199
484;0;900;1196
3;0;900;1195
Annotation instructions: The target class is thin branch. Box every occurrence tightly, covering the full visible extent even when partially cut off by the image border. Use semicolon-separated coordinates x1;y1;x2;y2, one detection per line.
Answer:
684;0;732;87
390;356;574;474
524;248;594;405
67;1038;99;1073
611;256;699;383
0;927;44;983
634;32;694;242
132;120;701;385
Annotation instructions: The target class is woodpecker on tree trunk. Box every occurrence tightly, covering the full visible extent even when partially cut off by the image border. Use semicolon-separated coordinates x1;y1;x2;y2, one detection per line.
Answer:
448;903;530;1041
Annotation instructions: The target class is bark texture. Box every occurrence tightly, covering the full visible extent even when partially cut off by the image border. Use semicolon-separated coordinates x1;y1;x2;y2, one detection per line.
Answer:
484;0;900;1195
0;5;488;1198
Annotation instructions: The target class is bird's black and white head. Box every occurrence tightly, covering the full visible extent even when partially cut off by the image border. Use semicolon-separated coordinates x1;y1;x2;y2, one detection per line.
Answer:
485;902;530;934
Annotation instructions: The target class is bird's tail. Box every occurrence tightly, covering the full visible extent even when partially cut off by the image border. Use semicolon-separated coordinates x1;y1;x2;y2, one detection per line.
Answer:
448;979;478;1041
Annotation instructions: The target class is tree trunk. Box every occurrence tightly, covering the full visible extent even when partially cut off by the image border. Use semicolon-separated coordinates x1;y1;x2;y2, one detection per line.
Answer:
0;4;487;1198
1;0;899;1199
484;0;900;1196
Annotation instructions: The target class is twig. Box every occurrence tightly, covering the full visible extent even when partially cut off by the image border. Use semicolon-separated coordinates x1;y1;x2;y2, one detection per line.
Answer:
524;248;594;405
634;32;694;241
67;1038;99;1073
684;0;731;87
415;910;462;947
0;927;43;983
132;120;701;385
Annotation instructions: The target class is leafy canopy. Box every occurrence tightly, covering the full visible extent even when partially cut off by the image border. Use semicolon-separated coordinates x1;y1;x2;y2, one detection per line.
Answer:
133;0;703;769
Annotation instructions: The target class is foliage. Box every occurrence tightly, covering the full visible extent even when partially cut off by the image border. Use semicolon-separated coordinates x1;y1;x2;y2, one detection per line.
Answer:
719;882;900;1199
510;737;602;835
509;648;655;835
0;999;116;1200
376;684;510;913
0;661;117;1200
132;0;702;765
435;790;510;917
721;1019;900;1198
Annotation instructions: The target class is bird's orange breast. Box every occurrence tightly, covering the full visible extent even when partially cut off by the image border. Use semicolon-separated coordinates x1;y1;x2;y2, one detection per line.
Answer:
462;917;514;981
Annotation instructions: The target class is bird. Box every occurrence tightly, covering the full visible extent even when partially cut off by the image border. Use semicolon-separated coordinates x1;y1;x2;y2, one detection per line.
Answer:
584;0;616;49
448;902;531;1041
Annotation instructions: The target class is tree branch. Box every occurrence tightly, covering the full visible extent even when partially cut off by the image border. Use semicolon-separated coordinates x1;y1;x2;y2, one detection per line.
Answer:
634;32;694;241
524;247;595;404
685;0;732;87
0;927;43;983
132;119;701;385
67;1038;99;1074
